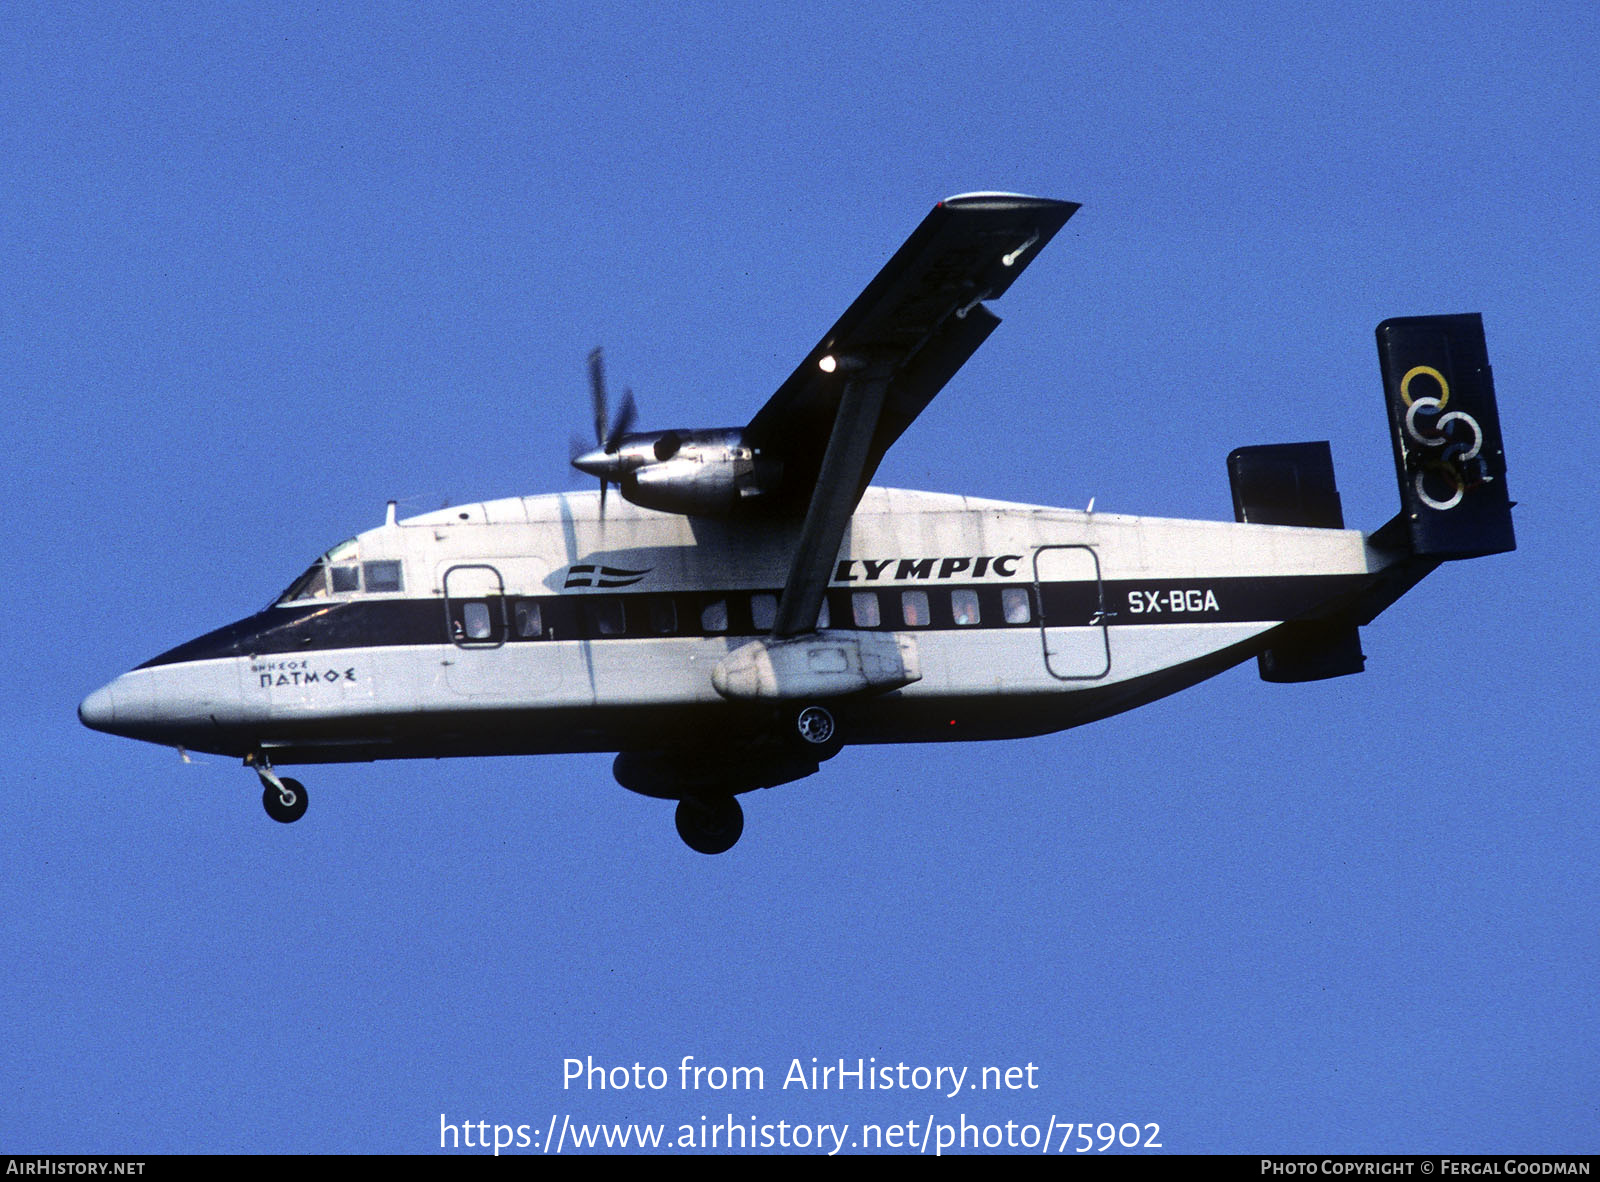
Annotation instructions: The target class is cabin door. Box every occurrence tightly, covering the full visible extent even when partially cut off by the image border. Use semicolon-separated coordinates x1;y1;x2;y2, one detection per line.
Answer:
1033;545;1111;680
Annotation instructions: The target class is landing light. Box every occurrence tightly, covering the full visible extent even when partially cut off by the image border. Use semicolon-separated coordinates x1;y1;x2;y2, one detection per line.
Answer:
1002;230;1040;268
818;353;866;375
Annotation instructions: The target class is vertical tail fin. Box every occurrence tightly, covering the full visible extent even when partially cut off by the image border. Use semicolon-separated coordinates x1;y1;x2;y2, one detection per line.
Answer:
1226;441;1365;682
1376;314;1515;557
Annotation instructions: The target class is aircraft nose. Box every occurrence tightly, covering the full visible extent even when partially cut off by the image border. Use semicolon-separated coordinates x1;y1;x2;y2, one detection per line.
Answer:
78;683;118;733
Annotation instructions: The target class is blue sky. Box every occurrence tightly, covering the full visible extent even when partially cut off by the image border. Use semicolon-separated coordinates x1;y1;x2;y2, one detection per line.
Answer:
3;2;1595;1154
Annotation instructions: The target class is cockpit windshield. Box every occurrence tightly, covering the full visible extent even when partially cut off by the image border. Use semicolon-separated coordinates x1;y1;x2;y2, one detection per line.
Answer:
272;539;359;606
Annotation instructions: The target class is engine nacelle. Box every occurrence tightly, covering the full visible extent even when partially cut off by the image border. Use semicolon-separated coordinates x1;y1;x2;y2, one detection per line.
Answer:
574;425;783;518
617;430;781;517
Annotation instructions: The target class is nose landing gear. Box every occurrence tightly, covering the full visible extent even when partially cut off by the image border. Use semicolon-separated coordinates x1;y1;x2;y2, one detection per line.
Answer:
248;754;308;824
262;778;308;824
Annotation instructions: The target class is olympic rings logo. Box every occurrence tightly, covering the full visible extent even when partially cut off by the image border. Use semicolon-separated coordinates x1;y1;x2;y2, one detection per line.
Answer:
1398;365;1487;512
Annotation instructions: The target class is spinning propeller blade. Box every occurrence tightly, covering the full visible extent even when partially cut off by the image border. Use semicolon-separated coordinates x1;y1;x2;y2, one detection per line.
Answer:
574;348;641;516
607;388;637;453
588;347;609;451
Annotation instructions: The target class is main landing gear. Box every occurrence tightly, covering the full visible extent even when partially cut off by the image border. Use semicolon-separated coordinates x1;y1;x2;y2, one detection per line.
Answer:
674;795;744;856
248;754;307;824
668;703;841;854
789;704;841;760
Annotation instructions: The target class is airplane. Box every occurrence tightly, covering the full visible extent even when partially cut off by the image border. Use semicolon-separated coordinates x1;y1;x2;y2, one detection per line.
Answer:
78;192;1514;853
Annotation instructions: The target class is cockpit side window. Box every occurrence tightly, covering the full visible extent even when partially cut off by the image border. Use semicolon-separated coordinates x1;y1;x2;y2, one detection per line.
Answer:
273;538;359;606
363;561;403;593
276;561;329;604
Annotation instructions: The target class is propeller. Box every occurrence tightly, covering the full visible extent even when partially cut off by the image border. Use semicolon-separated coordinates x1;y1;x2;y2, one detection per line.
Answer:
571;347;638;514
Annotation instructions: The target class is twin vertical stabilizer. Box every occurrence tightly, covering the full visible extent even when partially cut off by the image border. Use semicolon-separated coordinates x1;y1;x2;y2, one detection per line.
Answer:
1376;313;1515;558
1226;314;1514;684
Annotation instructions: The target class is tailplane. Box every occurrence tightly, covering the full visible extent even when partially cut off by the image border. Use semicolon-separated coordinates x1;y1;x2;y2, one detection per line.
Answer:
1225;314;1514;683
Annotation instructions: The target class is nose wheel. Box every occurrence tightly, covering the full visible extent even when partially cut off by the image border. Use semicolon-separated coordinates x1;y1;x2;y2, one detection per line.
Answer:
250;756;308;824
262;778;308;824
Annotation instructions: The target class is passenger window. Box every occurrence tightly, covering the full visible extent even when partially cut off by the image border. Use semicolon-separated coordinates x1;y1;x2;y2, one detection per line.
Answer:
1002;587;1032;624
330;564;360;593
650;598;677;634
852;591;881;628
364;561;403;593
901;589;929;627
463;602;492;640
514;601;542;638
750;593;778;631
951;589;980;626
701;599;728;633
590;600;626;636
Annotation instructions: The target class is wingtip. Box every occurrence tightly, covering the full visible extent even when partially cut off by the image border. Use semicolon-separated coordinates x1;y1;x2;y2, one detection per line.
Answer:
940;191;1078;210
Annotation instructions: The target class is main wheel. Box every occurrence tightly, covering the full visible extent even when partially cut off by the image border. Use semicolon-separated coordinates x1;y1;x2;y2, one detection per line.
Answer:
262;777;308;824
674;796;744;855
788;704;842;761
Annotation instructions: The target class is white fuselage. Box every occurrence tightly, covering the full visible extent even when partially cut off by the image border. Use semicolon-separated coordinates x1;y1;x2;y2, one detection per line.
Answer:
82;487;1391;765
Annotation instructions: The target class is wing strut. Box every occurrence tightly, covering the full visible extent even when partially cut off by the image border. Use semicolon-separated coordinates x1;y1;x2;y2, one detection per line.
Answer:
758;192;1080;643
771;361;893;638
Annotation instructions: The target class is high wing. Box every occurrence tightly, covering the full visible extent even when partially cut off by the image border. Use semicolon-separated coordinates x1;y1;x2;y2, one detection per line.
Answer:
759;192;1079;637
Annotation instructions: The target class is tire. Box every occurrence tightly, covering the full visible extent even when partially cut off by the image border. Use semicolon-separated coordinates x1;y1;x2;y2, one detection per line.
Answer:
262;777;308;824
788;704;842;761
674;796;743;855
